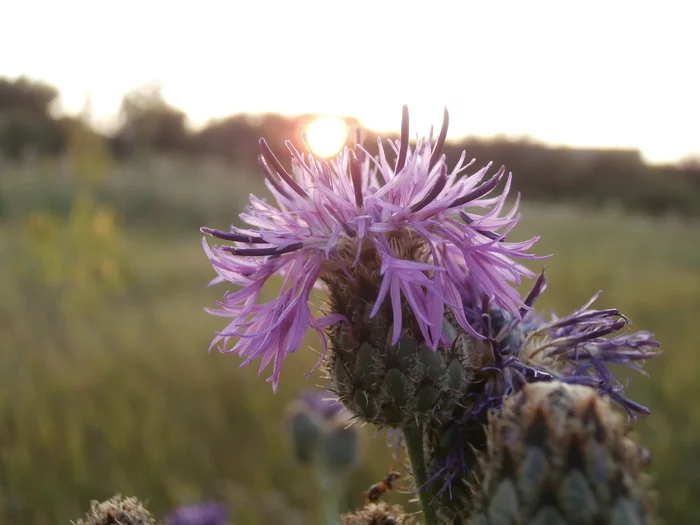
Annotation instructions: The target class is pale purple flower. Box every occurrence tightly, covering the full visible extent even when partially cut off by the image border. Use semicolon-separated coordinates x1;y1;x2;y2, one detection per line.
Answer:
165;502;228;525
202;106;543;390
299;389;344;420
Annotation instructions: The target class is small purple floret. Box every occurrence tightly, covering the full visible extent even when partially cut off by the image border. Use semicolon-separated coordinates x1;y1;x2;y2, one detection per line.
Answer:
165;502;228;525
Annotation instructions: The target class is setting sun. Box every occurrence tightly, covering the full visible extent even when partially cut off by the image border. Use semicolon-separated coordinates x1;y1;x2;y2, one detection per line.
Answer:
305;117;347;158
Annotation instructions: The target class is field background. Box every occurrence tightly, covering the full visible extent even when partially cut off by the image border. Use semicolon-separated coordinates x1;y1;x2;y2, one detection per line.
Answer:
1;153;699;525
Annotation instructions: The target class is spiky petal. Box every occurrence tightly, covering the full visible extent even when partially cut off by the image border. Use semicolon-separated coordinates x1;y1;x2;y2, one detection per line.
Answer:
481;271;660;417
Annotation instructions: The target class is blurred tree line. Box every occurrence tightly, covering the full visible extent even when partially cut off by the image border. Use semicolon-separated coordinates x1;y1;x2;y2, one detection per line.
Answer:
2;75;699;216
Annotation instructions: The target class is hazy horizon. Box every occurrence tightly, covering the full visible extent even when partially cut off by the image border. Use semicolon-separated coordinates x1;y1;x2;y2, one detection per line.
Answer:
3;0;698;164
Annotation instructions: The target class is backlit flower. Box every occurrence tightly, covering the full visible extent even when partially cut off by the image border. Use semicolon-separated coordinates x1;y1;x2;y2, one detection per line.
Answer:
202;106;542;390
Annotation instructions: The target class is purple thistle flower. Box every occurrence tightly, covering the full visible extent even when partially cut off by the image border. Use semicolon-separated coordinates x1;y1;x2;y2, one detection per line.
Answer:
165;503;228;525
428;271;660;509
482;270;660;417
202;106;543;390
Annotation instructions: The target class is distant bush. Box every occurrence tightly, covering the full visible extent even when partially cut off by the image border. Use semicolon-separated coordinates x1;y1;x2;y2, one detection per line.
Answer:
0;77;66;159
112;83;190;158
1;75;699;217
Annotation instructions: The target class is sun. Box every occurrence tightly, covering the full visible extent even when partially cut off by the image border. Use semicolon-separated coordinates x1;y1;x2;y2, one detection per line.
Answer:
305;117;348;158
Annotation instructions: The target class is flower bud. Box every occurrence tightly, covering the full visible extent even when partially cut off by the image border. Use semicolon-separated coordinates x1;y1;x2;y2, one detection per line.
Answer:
471;382;657;524
286;390;361;470
288;409;323;464
321;425;360;471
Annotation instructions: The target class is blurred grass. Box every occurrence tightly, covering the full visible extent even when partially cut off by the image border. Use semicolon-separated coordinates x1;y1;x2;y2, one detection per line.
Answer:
0;157;699;524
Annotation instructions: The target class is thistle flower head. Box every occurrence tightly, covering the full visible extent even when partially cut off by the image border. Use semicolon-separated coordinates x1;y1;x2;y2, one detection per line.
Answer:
427;272;660;519
164;502;228;525
202;106;542;390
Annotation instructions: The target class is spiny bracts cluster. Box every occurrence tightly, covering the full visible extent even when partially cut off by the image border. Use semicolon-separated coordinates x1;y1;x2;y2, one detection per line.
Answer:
74;497;229;525
469;382;656;525
328;319;480;427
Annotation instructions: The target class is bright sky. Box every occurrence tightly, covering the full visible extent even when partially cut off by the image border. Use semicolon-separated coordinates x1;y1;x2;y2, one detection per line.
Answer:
2;0;698;164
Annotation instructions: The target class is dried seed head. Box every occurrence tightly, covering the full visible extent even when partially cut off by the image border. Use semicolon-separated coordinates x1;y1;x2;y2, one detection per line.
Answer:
340;502;414;525
74;494;155;525
470;382;657;525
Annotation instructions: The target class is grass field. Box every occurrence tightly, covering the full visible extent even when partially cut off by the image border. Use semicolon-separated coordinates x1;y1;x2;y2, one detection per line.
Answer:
1;157;699;524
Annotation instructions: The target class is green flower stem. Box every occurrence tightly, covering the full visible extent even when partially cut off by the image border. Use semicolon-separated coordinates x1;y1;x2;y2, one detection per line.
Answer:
316;465;345;525
402;424;439;525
